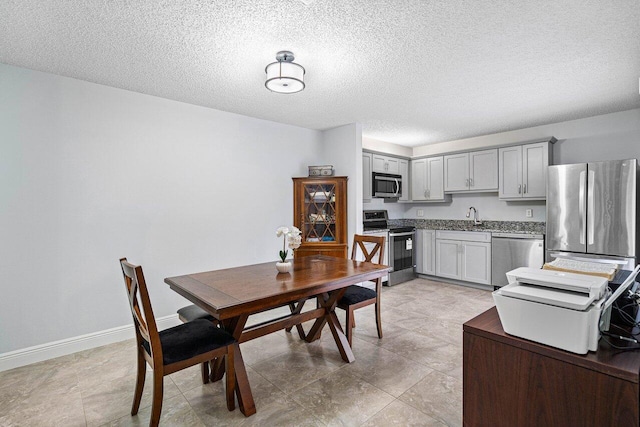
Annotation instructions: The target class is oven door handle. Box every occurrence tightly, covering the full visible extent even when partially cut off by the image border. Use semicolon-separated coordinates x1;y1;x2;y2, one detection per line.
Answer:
389;231;414;237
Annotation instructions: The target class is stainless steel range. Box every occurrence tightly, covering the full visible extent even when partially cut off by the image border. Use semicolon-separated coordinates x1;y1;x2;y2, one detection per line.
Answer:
363;210;416;286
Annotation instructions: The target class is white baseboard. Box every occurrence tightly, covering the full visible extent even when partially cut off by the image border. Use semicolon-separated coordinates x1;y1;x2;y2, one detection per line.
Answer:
0;314;180;372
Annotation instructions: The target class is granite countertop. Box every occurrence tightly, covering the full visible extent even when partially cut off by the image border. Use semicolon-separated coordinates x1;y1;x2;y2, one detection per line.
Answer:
387;219;545;235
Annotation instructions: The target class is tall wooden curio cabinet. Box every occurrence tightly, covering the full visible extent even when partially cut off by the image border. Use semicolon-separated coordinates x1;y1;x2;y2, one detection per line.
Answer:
293;176;348;259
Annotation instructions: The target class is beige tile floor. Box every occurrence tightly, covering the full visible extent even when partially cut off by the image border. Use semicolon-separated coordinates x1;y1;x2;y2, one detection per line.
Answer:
0;278;495;427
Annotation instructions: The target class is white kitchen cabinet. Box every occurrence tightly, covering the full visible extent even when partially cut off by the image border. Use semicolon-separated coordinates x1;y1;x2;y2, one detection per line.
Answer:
399;159;409;201
411;158;427;200
499;142;551;200
470;150;499;190
435;239;461;279
443;153;469;192
435;231;491;285
372;154;400;174
411;156;450;202
444;149;498;193
363;152;372;202
461;241;491;284
415;229;436;275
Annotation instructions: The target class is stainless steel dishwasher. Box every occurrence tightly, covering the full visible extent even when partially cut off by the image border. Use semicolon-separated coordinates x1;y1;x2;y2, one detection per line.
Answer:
491;233;544;289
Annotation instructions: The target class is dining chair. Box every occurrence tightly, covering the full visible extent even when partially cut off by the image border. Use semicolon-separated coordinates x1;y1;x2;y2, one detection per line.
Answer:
337;234;386;347
177;304;215;323
119;258;238;427
176;304;220;383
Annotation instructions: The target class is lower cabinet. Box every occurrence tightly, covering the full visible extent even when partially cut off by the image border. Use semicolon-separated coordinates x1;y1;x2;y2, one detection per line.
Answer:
461;241;492;284
415;229;435;275
435;231;491;285
464;308;640;426
435;239;461;279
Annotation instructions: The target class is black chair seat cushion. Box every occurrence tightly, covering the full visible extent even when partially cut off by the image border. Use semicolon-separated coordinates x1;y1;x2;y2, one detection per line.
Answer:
177;304;215;322
143;319;235;365
339;285;377;306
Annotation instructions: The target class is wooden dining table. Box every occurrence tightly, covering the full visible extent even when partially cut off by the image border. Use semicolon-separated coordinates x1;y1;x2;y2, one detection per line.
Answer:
164;255;390;416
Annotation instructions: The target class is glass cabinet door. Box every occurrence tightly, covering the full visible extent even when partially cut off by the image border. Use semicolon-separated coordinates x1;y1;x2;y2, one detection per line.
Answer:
302;182;337;243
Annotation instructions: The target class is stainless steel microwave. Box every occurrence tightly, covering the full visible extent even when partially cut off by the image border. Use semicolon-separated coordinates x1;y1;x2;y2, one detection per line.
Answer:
373;172;402;198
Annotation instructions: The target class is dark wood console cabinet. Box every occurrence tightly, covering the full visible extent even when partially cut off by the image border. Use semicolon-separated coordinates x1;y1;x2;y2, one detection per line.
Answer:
293;176;348;259
463;307;640;426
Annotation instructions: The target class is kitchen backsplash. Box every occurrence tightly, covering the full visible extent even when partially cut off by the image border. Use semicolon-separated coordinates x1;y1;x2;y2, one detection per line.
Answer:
388;218;546;234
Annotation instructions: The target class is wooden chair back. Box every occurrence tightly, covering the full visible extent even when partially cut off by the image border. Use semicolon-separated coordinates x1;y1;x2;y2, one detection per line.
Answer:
120;258;162;367
351;234;385;264
351;234;385;285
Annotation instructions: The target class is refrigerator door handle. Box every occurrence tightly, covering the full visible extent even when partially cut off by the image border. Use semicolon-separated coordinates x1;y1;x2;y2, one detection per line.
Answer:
587;170;595;245
578;171;586;245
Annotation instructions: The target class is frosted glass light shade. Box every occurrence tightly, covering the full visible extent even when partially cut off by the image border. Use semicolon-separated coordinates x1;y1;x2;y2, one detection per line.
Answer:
265;60;305;94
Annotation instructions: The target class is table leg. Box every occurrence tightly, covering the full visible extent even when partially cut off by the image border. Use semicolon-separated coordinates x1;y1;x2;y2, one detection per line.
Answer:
232;342;255;416
305;289;355;363
326;310;355;363
212;315;247;381
285;299;308;339
213;315;255;416
306;292;330;342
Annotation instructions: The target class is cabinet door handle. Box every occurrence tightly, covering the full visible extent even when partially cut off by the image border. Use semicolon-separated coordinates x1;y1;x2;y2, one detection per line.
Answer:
518;184;522;194
465;178;469;187
427;189;430;198
469;178;473;187
523;183;527;194
424;189;427;198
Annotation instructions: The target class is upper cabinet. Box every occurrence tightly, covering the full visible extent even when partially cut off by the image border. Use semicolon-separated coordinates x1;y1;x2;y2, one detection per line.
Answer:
372;154;400;174
398;159;409;201
499;141;552;200
363;152;410;201
411;156;450;202
363;152;372;202
364;137;553;203
444;149;498;193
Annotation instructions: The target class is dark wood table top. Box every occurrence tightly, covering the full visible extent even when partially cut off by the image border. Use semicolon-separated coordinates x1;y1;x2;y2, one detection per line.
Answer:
165;255;390;320
464;307;640;383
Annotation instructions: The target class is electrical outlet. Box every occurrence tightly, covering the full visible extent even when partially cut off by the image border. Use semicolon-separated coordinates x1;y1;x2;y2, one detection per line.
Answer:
417;209;424;217
525;209;533;218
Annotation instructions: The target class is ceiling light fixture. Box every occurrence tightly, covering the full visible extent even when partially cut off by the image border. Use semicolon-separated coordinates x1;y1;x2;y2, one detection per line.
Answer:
265;51;305;94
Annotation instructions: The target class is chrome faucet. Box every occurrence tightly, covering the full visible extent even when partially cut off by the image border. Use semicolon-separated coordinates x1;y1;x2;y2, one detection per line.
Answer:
466;206;482;225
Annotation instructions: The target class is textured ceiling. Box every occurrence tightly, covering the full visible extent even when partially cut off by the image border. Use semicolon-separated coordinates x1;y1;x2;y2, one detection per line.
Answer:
1;0;639;147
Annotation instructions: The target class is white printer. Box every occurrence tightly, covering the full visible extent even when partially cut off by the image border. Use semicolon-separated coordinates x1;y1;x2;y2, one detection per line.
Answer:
493;267;638;354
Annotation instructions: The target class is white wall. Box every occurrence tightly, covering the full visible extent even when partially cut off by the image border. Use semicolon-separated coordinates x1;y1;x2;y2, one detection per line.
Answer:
0;63;325;354
551;109;640;164
321;124;363;238
362;198;408;219
403;194;547;222
413;109;640;161
362;136;412;158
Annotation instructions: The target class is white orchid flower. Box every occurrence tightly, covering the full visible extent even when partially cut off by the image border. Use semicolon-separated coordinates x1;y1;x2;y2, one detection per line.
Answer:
277;225;301;262
276;226;289;237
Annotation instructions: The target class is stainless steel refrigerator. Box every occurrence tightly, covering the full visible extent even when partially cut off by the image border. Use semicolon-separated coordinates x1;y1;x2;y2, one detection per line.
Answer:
546;159;637;269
